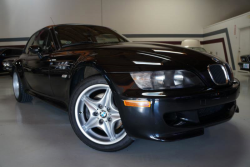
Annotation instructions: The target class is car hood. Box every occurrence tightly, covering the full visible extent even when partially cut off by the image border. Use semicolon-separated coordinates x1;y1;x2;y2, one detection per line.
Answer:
96;42;218;72
3;57;18;61
64;42;221;73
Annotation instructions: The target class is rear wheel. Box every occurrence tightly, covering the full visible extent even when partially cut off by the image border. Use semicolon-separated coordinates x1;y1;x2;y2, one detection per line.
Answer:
69;76;133;151
13;71;32;103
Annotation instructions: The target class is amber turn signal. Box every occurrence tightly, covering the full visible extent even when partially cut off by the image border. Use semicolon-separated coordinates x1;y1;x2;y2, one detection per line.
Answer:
124;100;151;107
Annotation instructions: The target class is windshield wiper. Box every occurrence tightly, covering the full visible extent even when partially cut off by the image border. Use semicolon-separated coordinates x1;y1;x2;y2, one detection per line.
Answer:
62;41;97;47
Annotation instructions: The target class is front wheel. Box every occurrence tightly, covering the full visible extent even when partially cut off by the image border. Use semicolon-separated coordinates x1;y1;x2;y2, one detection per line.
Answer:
13;71;32;103
69;76;133;152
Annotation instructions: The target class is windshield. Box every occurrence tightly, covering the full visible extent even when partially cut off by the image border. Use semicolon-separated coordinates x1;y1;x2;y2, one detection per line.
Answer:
54;25;129;47
189;47;207;53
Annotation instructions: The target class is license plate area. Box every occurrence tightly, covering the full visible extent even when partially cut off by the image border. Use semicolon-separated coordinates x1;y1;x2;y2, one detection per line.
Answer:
243;63;249;69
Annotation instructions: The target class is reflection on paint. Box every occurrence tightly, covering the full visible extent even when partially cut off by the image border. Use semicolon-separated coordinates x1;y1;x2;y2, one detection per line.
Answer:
133;61;162;65
154;49;185;55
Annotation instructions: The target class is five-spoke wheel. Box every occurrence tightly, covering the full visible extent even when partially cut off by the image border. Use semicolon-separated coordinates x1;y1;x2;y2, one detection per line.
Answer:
69;76;133;151
75;84;126;144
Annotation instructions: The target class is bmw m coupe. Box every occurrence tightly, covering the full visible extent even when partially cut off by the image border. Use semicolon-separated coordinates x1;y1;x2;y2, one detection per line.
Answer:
12;24;240;151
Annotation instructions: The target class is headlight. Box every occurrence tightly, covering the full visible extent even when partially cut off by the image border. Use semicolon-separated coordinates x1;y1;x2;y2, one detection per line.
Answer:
130;70;204;90
3;61;11;67
3;62;10;67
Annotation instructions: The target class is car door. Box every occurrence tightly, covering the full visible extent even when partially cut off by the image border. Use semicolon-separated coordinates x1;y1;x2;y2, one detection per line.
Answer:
49;51;78;102
22;29;54;96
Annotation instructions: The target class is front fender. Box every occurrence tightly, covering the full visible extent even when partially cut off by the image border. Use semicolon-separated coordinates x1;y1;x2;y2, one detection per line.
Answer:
69;61;120;99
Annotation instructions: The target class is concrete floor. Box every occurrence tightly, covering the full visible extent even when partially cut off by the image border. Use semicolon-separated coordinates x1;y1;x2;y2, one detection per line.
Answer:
0;72;250;167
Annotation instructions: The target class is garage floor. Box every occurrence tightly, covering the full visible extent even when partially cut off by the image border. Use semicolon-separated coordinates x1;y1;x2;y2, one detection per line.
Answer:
0;72;250;167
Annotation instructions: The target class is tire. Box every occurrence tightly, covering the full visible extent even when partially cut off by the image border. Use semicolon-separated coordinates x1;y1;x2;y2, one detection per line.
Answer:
13;71;32;103
69;75;133;152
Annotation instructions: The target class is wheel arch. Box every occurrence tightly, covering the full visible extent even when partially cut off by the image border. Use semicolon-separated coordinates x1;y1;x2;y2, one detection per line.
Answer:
69;62;116;97
12;60;30;91
12;60;23;76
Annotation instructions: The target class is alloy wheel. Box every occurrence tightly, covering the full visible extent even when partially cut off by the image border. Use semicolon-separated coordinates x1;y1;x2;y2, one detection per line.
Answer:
13;72;20;99
75;84;126;145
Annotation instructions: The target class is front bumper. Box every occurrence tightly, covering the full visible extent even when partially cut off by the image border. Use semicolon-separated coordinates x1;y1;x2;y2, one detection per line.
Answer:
3;66;12;72
114;79;240;141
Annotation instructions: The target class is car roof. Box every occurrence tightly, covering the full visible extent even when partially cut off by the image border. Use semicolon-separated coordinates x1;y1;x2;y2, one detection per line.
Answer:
45;24;106;29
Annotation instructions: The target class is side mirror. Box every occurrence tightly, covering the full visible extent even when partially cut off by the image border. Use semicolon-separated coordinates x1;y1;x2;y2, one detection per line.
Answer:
29;45;42;59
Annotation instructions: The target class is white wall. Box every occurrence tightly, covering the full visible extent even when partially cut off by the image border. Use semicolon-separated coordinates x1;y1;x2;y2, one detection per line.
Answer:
204;12;250;71
239;27;250;56
205;43;226;61
1;0;250;46
0;0;101;39
103;0;250;35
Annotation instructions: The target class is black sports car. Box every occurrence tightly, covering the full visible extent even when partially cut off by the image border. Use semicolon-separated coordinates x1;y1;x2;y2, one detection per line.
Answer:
13;24;240;151
238;55;250;71
0;48;23;74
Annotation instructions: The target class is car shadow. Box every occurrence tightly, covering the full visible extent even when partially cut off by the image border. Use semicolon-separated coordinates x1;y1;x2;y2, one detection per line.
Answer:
115;123;246;167
14;97;69;125
13;98;246;167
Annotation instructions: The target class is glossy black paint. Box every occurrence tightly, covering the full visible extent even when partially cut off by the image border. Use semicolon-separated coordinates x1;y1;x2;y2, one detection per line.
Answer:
2;57;16;73
13;24;240;141
0;48;23;73
113;80;239;140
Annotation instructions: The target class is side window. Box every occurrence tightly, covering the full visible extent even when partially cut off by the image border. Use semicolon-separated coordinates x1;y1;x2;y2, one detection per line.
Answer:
25;29;54;55
25;32;38;54
33;29;49;49
33;29;53;54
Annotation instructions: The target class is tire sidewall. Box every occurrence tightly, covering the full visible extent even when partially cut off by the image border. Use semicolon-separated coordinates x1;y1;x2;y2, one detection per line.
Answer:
69;75;133;152
13;71;22;102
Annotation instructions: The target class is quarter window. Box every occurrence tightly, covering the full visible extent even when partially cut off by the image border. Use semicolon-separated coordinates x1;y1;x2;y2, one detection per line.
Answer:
33;29;49;51
25;32;38;54
27;29;54;55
